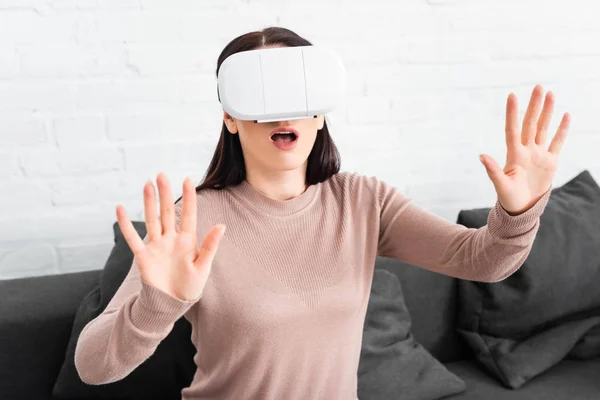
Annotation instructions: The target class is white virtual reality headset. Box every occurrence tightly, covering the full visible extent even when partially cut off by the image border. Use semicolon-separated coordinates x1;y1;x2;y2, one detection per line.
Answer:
216;45;346;123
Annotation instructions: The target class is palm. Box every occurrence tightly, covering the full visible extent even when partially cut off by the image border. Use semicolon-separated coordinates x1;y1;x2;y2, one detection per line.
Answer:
116;173;226;302
136;230;200;296
480;84;571;215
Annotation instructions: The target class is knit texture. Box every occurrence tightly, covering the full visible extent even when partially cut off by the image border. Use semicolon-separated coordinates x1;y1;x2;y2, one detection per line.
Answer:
74;171;551;399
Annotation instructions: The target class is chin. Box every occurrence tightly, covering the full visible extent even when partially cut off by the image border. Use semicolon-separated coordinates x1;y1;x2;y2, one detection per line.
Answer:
278;163;304;172
274;158;307;171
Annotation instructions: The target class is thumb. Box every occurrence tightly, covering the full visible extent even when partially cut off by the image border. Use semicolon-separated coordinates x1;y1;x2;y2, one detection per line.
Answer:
479;154;504;185
194;224;226;269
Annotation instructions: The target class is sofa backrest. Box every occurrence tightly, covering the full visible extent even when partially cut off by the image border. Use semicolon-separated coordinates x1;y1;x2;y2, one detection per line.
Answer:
374;255;473;363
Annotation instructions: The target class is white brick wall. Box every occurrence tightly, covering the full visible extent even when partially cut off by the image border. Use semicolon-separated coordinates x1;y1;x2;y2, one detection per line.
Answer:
1;0;599;279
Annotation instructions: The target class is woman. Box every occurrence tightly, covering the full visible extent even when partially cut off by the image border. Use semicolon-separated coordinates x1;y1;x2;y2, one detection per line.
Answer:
74;27;570;399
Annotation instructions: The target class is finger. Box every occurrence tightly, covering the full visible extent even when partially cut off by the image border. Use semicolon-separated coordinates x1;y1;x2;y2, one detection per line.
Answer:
505;92;520;150
480;154;507;187
548;112;571;156
116;204;146;255
194;224;226;269
536;90;555;146
522;84;544;145
143;180;161;241
180;177;198;235
157;172;176;235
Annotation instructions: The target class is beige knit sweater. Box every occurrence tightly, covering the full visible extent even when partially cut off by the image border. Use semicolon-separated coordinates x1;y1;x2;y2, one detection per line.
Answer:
74;171;551;399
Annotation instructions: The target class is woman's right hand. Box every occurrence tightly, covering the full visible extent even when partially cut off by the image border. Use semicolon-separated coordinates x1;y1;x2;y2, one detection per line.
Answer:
116;172;226;302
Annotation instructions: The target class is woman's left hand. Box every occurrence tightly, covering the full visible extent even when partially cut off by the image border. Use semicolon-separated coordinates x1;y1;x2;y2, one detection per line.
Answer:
479;84;571;216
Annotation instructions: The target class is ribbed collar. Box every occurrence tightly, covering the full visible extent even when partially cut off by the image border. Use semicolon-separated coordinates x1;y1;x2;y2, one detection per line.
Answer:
229;179;322;217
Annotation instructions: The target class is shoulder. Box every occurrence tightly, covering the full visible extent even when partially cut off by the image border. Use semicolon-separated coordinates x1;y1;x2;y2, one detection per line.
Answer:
328;170;383;193
173;185;225;224
327;171;410;208
325;171;388;205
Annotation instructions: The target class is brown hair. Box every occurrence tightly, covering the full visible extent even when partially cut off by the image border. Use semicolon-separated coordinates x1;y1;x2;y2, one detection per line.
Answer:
174;26;341;205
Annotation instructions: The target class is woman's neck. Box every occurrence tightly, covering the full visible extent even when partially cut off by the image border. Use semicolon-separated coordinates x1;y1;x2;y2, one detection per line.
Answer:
244;168;308;201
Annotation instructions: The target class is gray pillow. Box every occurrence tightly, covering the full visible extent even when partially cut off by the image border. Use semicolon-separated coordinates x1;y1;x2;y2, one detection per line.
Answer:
358;268;466;399
456;169;600;389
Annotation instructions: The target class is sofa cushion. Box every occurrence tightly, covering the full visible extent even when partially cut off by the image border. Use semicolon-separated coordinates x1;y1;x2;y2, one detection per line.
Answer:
0;269;101;400
52;221;196;400
358;268;466;399
444;358;600;399
376;256;471;362
455;169;600;389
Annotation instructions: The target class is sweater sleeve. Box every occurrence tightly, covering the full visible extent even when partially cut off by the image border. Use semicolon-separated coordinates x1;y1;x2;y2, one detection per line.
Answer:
372;176;551;282
74;205;200;385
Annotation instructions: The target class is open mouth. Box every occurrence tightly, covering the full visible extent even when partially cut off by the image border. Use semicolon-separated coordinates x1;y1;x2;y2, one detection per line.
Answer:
270;132;298;143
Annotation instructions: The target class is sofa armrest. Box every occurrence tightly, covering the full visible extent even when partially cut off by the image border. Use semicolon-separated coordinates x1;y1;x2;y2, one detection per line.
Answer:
0;269;102;400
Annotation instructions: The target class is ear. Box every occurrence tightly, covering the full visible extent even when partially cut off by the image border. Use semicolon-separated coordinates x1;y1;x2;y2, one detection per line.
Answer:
317;114;325;131
223;111;238;134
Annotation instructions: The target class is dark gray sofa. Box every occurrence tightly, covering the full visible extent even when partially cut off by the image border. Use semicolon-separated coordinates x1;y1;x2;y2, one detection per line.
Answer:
1;253;599;399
